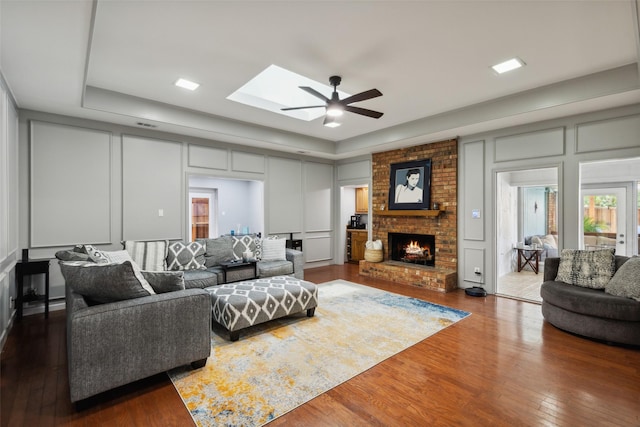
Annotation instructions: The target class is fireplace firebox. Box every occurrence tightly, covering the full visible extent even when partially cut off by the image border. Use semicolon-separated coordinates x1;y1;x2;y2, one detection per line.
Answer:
389;232;435;266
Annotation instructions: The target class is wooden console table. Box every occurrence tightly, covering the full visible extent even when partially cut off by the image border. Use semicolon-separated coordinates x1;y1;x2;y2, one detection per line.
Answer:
16;258;50;320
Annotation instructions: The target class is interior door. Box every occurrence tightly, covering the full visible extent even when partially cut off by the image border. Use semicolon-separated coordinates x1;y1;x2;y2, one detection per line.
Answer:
189;190;218;240
581;187;628;256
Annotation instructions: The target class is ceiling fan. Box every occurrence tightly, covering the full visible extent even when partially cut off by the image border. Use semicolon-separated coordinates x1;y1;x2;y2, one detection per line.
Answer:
281;75;383;127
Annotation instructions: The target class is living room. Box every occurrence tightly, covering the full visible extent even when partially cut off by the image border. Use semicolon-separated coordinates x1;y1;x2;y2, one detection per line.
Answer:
1;1;640;425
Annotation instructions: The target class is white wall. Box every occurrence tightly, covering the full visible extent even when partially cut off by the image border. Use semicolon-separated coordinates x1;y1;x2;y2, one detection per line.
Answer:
459;103;640;293
17;110;335;305
0;76;19;349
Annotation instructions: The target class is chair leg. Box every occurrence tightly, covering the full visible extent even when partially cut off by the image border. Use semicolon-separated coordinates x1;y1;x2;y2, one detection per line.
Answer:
307;307;316;317
191;358;207;369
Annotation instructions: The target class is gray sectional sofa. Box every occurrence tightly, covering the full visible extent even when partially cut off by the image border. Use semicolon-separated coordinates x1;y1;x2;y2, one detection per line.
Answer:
56;234;304;403
540;254;640;346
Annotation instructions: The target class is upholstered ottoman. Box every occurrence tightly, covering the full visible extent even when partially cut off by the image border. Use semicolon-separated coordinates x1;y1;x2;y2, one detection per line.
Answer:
207;276;318;341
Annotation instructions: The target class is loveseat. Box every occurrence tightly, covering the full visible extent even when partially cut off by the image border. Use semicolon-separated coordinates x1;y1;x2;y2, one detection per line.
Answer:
540;252;640;346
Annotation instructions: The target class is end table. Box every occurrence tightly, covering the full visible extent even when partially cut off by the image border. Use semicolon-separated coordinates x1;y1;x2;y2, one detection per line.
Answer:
16;258;50;320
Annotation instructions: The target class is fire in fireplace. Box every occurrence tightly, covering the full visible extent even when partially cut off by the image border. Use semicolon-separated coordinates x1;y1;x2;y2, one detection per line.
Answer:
389;232;436;266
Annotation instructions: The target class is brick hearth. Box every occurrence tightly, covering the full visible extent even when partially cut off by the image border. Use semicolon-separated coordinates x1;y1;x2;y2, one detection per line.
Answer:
359;139;458;292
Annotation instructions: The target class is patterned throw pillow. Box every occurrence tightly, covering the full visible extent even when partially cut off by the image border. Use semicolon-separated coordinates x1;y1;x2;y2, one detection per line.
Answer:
605;256;640;301
167;241;205;270
231;235;259;260
555;248;616;289
60;260;155;304
123;240;168;271
83;245;109;264
261;238;286;261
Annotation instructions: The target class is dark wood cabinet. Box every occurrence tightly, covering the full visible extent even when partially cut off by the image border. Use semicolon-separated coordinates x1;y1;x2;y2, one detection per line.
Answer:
347;229;368;262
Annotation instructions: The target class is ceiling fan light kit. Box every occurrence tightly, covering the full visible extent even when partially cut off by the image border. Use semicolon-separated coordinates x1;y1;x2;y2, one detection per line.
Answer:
282;75;383;126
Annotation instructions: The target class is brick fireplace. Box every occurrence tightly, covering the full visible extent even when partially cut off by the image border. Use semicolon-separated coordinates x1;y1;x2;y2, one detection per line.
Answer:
359;139;458;292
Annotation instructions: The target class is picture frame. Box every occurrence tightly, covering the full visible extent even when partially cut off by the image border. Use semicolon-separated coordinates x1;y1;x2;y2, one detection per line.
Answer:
388;159;432;210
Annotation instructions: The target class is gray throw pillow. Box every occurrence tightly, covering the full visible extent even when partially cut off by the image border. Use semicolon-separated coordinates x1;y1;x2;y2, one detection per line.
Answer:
167;241;206;270
60;261;155;304
141;270;185;293
555;248;616;289
55;250;91;262
231;234;259;260
605;256;640;301
200;237;234;267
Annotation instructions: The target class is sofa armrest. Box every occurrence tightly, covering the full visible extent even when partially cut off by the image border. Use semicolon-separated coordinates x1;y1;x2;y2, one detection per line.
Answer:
543;257;560;282
67;289;211;402
286;248;304;280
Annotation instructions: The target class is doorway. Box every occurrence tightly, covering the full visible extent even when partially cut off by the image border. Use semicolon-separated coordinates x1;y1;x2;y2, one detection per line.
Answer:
495;167;559;303
189;188;218;240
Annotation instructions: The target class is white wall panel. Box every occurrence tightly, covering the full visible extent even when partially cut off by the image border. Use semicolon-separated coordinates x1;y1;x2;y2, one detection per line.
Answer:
0;88;7;260
7;94;18;254
337;159;370;181
463;248;485;284
188;144;228;170
30;122;111;247
123;135;182;240
232;151;265;173
304;235;332;262
576;114;640;153
304;162;333;232
495;127;565;162
267;157;302;233
463;140;485;241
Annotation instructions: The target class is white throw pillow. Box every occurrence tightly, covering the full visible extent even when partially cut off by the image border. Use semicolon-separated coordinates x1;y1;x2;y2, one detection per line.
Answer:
261;238;286;261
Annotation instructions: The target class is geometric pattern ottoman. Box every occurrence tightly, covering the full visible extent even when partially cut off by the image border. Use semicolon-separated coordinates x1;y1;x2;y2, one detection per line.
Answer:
207;276;318;341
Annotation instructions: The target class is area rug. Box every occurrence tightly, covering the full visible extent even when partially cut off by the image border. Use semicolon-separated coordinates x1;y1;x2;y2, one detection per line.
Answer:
169;280;470;427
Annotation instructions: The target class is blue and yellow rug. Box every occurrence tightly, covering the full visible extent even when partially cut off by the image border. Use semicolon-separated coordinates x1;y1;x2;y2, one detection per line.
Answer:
169;280;470;426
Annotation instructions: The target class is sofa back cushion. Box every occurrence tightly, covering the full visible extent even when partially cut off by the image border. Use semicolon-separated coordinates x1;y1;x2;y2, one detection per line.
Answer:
199;236;235;267
60;261;155;304
555;248;616;289
123;240;168;271
166;241;206;270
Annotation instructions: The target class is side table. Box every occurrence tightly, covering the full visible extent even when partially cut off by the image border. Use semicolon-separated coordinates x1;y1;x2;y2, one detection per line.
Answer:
16;258;50;320
219;260;258;283
515;247;543;274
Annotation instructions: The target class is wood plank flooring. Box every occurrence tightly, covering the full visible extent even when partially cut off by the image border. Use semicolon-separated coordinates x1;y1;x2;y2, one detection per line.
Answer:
2;263;639;426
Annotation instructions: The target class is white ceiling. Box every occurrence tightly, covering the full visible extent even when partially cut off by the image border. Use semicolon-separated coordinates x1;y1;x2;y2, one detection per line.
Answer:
2;0;640;159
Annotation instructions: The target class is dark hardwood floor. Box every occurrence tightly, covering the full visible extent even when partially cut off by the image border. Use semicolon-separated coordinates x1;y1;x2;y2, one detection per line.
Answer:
2;264;639;426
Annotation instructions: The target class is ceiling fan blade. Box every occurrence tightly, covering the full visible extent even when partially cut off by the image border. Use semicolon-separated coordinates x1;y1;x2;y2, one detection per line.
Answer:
344;105;384;119
299;86;330;102
281;105;326;111
340;88;382;105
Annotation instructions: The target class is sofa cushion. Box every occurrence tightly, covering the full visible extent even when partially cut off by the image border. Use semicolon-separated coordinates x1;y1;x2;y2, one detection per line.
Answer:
258;260;293;277
200;236;235;267
140;270;185;293
183;268;220;289
605;256;640;302
261;238;286;261
231;234;259;260
555;248;616;289
60;261;155;304
540;281;640;322
123;240;168;271
166;241;206;270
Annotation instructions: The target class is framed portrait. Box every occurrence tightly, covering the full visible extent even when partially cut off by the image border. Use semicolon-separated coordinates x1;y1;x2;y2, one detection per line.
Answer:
388;159;432;210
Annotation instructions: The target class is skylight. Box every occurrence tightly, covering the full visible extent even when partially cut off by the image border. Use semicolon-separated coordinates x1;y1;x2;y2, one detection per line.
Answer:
227;64;351;121
491;57;525;74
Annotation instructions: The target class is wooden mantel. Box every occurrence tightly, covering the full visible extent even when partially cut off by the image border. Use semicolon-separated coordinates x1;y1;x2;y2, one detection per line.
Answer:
373;209;442;217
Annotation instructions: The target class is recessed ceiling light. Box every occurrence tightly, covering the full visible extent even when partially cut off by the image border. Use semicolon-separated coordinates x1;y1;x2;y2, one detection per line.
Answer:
175;78;200;91
491;58;525;74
